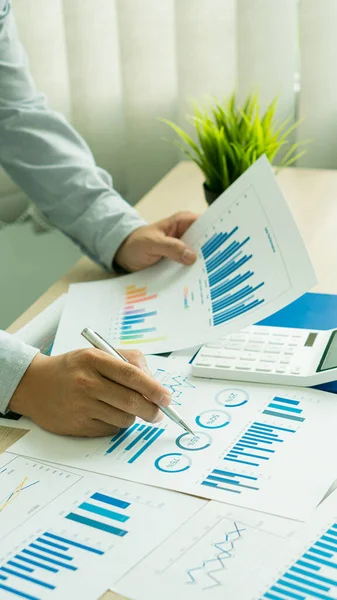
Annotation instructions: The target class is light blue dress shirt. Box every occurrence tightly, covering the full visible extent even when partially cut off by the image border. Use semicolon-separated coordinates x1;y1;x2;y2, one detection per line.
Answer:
0;1;146;413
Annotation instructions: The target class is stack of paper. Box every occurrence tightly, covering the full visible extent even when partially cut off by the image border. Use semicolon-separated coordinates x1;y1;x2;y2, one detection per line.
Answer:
4;156;337;600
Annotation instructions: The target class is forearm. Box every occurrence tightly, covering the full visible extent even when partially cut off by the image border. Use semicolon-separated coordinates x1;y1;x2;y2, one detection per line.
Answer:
0;10;145;269
0;331;38;414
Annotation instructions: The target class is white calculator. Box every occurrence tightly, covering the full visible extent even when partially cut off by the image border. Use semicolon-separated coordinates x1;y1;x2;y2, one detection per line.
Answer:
191;325;337;386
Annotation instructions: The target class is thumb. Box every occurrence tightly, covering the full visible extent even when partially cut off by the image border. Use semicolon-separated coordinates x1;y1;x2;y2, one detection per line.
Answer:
155;235;197;266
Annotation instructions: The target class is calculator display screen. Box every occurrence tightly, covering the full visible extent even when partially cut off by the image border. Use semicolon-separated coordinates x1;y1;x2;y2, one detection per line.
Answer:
317;331;337;372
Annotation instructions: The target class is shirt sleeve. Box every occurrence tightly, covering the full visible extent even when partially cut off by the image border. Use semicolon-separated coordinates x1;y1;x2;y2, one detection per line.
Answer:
0;330;38;414
0;3;146;270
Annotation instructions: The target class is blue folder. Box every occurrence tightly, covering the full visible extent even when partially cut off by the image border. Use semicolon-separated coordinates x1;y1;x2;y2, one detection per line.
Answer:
258;292;337;393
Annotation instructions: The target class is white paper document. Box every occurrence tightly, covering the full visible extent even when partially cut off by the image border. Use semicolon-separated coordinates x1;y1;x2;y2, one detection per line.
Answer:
10;357;337;521
52;156;316;356
15;294;66;355
258;487;337;599
114;500;301;600
0;452;205;600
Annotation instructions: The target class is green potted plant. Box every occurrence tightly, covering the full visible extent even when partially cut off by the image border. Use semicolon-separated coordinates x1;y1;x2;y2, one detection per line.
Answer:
162;92;308;205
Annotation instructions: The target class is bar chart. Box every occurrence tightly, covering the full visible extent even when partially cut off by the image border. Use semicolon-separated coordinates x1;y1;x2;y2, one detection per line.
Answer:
0;527;105;600
263;396;306;423
223;421;296;468
262;521;337;600
116;285;166;347
105;423;165;463
201;468;259;494
66;491;130;537
200;226;265;327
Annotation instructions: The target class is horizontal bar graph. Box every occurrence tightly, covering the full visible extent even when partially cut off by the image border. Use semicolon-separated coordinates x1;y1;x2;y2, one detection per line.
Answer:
0;527;105;599
201;226;265;327
263;396;306;423
262;521;337;599
113;284;166;346
201;468;259;494
223;421;296;468
105;422;165;462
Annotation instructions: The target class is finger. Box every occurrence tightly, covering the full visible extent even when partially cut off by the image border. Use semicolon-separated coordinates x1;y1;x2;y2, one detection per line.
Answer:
95;380;162;423
79;420;122;438
121;349;147;369
87;350;171;407
160;212;199;237
154;235;197;266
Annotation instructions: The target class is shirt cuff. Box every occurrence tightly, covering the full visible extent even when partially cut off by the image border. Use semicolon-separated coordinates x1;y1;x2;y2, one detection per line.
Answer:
0;331;39;414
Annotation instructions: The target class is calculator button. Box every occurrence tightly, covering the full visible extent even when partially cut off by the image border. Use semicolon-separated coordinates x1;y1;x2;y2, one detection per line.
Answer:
195;358;213;366
228;334;247;342
244;343;262;352
264;347;280;354
201;350;223;358
291;369;301;375
256;366;272;372
260;356;277;363
275;368;286;374
240;352;257;362
268;341;284;346
214;361;232;368
205;343;223;349
280;359;290;365
234;361;253;369
284;351;294;356
250;336;267;344
224;342;244;351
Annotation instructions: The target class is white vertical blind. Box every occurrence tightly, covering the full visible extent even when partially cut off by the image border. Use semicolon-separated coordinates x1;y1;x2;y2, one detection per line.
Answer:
175;0;237;118
116;0;178;201
62;0;126;193
298;0;337;168
237;0;298;125
1;0;337;221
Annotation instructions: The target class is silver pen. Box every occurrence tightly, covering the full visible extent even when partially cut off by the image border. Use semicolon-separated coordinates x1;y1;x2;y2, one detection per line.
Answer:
81;326;195;436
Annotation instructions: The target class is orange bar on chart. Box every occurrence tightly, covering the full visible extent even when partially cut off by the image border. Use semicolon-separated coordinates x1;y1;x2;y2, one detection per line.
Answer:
126;285;137;292
125;294;157;305
126;287;147;297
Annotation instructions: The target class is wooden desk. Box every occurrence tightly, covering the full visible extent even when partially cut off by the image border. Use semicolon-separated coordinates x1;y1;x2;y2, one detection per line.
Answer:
2;160;337;599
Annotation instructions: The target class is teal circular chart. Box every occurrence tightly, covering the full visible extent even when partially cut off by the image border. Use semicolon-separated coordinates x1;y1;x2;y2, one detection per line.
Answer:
176;432;212;451
215;388;249;408
195;409;231;429
154;453;192;473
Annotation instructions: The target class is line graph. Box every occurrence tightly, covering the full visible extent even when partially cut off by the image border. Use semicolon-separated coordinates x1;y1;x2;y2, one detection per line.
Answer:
185;521;246;589
154;368;196;406
0;477;39;512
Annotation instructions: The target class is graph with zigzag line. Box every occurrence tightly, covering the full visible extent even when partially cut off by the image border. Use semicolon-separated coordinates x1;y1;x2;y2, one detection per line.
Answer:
154;368;195;406
185;521;246;589
0;477;39;512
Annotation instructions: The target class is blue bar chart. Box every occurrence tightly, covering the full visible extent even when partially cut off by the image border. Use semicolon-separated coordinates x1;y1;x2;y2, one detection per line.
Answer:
263;396;306;423
223;421;296;468
200;226;265;327
262;521;337;600
66;491;130;537
105;423;165;463
0;528;105;599
201;469;259;494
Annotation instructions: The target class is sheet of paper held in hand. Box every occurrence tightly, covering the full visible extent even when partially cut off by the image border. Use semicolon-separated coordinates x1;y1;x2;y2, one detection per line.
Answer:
52;156;316;356
11;356;337;522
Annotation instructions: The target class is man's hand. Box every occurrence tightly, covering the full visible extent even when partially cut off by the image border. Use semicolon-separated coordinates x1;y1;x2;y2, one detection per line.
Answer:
114;211;198;272
8;349;171;437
